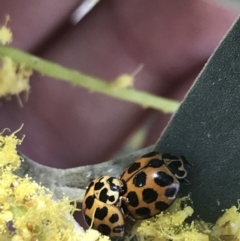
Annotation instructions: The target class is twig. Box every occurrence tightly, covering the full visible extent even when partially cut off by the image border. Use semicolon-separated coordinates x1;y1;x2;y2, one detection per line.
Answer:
0;45;180;113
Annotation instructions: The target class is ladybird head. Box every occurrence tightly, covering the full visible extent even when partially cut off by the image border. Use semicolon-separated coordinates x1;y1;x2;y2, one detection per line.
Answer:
94;176;124;205
162;154;192;180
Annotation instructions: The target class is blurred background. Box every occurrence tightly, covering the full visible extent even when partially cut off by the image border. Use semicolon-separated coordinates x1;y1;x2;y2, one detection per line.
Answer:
0;0;239;170
219;0;240;6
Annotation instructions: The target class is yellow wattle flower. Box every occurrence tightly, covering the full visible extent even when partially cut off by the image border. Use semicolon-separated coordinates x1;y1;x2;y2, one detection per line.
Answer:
0;15;12;45
0;56;32;99
0;129;110;241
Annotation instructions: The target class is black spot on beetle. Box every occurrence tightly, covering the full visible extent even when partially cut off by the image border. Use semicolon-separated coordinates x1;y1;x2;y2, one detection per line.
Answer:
155;201;169;211
98;224;111;236
133;171;147;187
142;188;158;203
85;181;94;195
180;156;192;172
85;196;95;209
127;162;141;174
99;188;116;203
135;207;151;218
141;151;159;158
113;225;125;233
84;214;92;226
109;213;119;223
99;188;108;202
121;180;127;194
127;191;139;207
94;181;104;191
166;160;185;178
165;187;177;198
108;195;116;202
108;177;121;192
154;171;174;187
95;207;108;220
147;158;164;168
162;153;178;160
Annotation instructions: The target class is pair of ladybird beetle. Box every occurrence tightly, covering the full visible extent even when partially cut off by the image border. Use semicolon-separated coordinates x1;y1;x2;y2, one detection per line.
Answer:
82;151;191;238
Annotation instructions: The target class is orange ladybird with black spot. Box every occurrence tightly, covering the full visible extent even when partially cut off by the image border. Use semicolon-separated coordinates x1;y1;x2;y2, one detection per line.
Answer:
82;151;192;237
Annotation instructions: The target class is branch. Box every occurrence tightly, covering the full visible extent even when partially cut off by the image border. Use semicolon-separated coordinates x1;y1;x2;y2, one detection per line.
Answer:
0;45;179;113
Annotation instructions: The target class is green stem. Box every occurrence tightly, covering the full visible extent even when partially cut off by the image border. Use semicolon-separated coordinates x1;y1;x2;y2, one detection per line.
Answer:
0;45;180;113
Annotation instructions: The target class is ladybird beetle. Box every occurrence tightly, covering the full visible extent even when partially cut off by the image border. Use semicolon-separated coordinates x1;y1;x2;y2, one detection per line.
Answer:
82;151;191;237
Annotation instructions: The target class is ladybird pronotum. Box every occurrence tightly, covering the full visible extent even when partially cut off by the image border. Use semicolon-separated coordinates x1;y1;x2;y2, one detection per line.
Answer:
82;151;191;237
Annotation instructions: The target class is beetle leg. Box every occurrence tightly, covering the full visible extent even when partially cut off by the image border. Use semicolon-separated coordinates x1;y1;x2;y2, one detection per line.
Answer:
124;214;135;222
116;196;129;207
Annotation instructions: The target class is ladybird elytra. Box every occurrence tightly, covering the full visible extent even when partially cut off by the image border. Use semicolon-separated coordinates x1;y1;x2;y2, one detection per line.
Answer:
120;152;180;219
82;151;191;238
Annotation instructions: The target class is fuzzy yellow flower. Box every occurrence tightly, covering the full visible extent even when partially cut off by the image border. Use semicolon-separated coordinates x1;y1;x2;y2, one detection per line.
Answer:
211;204;240;240
2;128;240;241
110;64;143;89
0;15;12;45
0;57;32;99
136;196;210;241
135;196;240;241
0;129;109;241
0;128;22;170
0;16;32;100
